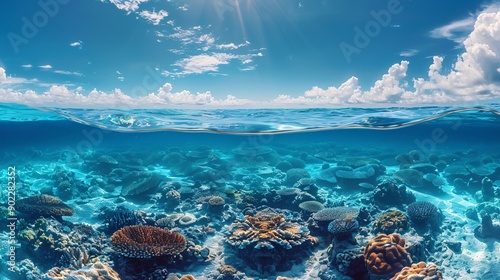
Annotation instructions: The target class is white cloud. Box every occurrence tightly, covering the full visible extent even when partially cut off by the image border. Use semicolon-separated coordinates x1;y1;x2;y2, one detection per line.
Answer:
139;9;168;25
70;41;82;48
118;76;125;81
21;64;33;68
275;9;500;107
54;70;84;76
0;68;6;82
2;9;500;108
430;17;475;43
0;80;252;108
216;41;250;50
0;68;36;86
399;49;419;57
39;65;52;69
109;0;148;13
178;5;188;11
174;53;234;74
165;52;263;76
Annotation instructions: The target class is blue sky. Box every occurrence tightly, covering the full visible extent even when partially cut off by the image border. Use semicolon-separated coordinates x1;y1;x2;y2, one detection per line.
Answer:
1;0;500;107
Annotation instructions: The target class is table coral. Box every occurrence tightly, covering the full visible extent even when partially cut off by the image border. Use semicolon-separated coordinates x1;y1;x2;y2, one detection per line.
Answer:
17;194;74;217
364;233;412;277
111;225;186;258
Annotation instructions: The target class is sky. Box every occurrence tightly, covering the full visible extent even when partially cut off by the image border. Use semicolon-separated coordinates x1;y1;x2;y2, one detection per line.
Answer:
0;0;500;108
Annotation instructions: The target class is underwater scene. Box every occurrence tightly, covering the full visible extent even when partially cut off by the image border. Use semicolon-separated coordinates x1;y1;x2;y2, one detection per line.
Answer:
1;103;500;280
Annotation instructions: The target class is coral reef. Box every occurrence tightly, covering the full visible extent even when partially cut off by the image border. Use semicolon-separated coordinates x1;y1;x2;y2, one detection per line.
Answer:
373;210;409;234
474;213;500;239
44;260;120;280
101;206;146;234
17;218;71;264
390;261;443;280
111;225;186;258
298;200;324;213
312;207;360;222
16;194;74;217
331;247;366;277
226;209;317;274
312;206;360;232
406;201;439;224
364;233;412;277
208;195;226;214
373;179;416;207
327;218;359;242
121;172;164;196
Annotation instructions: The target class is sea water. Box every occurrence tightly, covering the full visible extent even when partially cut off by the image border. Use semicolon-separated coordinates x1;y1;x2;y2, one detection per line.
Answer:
1;103;499;280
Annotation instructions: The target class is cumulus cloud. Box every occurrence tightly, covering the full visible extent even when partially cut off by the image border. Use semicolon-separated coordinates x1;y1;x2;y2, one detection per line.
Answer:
274;62;410;106
139;9;168;25
21;64;33;68
416;11;500;100
0;68;6;82
277;10;500;106
2;9;500;108
0;77;252;108
39;65;52;69
0;67;36;86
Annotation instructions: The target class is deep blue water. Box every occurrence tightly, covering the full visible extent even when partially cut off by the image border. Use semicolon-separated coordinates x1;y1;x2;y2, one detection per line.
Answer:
1;103;500;280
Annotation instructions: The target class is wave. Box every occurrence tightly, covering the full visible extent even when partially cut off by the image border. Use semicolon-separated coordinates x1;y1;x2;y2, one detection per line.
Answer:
2;103;500;134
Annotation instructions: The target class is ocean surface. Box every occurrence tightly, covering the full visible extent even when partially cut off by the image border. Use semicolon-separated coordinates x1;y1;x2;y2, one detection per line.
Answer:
1;103;500;280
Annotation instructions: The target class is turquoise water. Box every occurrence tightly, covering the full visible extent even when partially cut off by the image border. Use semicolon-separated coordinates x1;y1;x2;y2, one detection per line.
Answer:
1;103;500;280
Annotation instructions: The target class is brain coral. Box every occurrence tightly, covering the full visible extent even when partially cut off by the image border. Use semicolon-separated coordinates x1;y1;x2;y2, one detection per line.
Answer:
373;210;409;234
390;261;443;280
406;201;438;223
17;194;74;217
364;233;412;277
111;225;186;258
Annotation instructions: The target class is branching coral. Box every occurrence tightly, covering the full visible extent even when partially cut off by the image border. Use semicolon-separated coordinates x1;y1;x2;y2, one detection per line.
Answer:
111;225;186;258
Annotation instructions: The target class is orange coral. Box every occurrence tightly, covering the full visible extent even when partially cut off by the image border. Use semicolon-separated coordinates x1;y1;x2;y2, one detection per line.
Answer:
390;262;443;280
227;212;315;250
364;233;412;277
111;225;186;258
218;265;238;276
